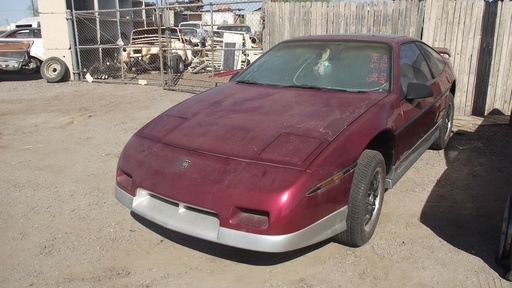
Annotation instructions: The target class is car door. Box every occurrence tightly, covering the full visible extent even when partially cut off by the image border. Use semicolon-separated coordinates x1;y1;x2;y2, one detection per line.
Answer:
394;41;444;167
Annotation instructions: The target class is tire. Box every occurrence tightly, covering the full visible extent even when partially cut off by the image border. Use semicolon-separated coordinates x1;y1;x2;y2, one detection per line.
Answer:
335;150;386;247
20;57;40;74
431;93;454;150
41;57;68;83
497;195;512;268
170;54;185;74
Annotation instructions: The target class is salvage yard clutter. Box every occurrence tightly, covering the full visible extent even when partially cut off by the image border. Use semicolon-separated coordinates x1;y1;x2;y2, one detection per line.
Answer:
69;0;264;92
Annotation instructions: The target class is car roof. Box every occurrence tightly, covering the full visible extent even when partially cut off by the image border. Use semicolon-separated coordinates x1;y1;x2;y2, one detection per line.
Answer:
217;24;250;27
285;34;418;45
0;27;41;38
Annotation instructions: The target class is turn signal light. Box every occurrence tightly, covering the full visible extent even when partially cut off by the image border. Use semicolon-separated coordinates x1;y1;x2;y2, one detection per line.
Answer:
116;168;133;194
231;207;269;229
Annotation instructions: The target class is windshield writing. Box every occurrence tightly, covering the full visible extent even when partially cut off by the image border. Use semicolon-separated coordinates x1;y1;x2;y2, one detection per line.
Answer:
236;41;391;92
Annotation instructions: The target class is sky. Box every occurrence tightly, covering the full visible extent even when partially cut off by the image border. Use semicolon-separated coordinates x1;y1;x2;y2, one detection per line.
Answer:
0;0;36;27
0;0;370;27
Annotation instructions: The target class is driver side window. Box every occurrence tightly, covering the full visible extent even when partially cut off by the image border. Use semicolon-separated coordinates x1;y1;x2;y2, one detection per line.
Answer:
399;43;433;97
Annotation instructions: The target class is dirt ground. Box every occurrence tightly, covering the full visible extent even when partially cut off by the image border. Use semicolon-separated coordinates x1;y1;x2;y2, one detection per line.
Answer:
1;72;512;288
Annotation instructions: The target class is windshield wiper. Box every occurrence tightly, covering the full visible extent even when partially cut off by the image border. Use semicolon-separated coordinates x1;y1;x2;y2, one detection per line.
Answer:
283;84;327;90
236;79;261;85
334;88;368;93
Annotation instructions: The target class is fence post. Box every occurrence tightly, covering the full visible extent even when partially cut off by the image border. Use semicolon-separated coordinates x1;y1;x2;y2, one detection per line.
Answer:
209;3;215;79
472;0;499;116
66;9;80;81
156;7;166;87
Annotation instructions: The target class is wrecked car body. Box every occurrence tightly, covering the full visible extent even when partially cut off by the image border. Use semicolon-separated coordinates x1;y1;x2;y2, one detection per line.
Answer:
0;40;33;71
122;27;194;74
212;30;263;69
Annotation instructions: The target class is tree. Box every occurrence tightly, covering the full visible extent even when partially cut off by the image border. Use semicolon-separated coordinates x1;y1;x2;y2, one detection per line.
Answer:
28;0;39;17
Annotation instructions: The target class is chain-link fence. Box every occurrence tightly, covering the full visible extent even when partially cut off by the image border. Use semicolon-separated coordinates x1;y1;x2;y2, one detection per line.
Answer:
73;0;263;92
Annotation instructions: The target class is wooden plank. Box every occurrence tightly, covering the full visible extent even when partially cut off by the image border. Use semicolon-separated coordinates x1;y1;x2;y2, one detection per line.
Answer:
503;2;512;115
451;1;466;115
458;0;472;115
262;3;270;50
349;2;356;33
389;1;397;34
311;2;318;35
486;0;502;113
416;1;426;39
326;2;334;34
454;0;469;115
465;0;484;116
408;1;417;37
306;2;313;36
358;2;365;34
444;1;455;51
367;2;374;34
422;0;431;42
488;1;512;114
380;1;389;35
452;0;464;72
339;2;346;33
404;0;412;36
331;3;339;34
437;0;447;48
373;1;382;34
423;0;435;44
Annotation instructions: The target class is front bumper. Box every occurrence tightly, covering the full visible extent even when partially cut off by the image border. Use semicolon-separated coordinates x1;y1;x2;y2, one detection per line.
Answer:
115;185;347;253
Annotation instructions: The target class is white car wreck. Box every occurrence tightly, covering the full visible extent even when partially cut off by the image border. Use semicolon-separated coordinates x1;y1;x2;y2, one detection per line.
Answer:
0;40;33;71
122;27;194;74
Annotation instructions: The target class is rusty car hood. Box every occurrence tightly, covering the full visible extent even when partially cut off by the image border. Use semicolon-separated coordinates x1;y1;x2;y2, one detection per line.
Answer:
138;82;385;167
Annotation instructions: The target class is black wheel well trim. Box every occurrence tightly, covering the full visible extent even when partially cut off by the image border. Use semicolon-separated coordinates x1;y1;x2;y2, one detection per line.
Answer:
365;130;395;176
305;130;396;197
450;80;456;98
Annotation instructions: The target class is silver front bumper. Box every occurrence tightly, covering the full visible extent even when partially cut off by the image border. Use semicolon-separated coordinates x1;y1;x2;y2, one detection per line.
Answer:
115;185;347;252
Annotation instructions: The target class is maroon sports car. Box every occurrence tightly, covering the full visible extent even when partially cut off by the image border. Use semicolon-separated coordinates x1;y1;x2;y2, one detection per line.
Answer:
115;34;456;252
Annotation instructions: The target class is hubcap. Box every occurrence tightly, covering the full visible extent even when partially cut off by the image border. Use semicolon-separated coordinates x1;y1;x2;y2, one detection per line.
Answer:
46;61;61;77
444;102;453;141
365;168;382;228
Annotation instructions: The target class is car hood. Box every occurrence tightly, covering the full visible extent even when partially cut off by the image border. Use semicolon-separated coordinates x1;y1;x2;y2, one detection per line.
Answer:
138;83;384;168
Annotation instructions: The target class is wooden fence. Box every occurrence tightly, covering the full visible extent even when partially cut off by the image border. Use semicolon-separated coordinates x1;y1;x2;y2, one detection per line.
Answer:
263;0;512;116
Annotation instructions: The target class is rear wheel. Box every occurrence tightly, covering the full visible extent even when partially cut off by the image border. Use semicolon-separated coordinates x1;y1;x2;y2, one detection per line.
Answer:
498;195;512;266
20;57;40;74
431;93;454;150
335;150;385;247
171;54;185;74
41;57;68;83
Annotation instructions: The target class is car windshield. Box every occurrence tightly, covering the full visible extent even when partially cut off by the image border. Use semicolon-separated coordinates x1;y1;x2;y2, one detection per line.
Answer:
180;28;197;37
236;40;391;92
180;23;200;29
218;26;251;33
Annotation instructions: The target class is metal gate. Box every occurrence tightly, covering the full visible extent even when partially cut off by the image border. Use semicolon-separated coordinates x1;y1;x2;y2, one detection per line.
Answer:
73;0;263;93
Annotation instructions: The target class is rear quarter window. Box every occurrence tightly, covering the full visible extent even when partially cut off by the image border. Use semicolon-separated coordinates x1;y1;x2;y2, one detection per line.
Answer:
418;43;446;77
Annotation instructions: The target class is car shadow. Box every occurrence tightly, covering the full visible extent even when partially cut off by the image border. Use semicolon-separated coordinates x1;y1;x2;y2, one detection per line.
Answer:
0;70;42;81
420;117;512;277
131;212;331;265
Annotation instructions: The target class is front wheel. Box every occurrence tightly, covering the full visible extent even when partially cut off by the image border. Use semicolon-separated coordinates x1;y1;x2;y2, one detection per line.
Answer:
41;57;69;83
335;150;386;247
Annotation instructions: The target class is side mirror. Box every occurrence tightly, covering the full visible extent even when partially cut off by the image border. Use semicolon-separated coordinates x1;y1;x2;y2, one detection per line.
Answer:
406;83;434;100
